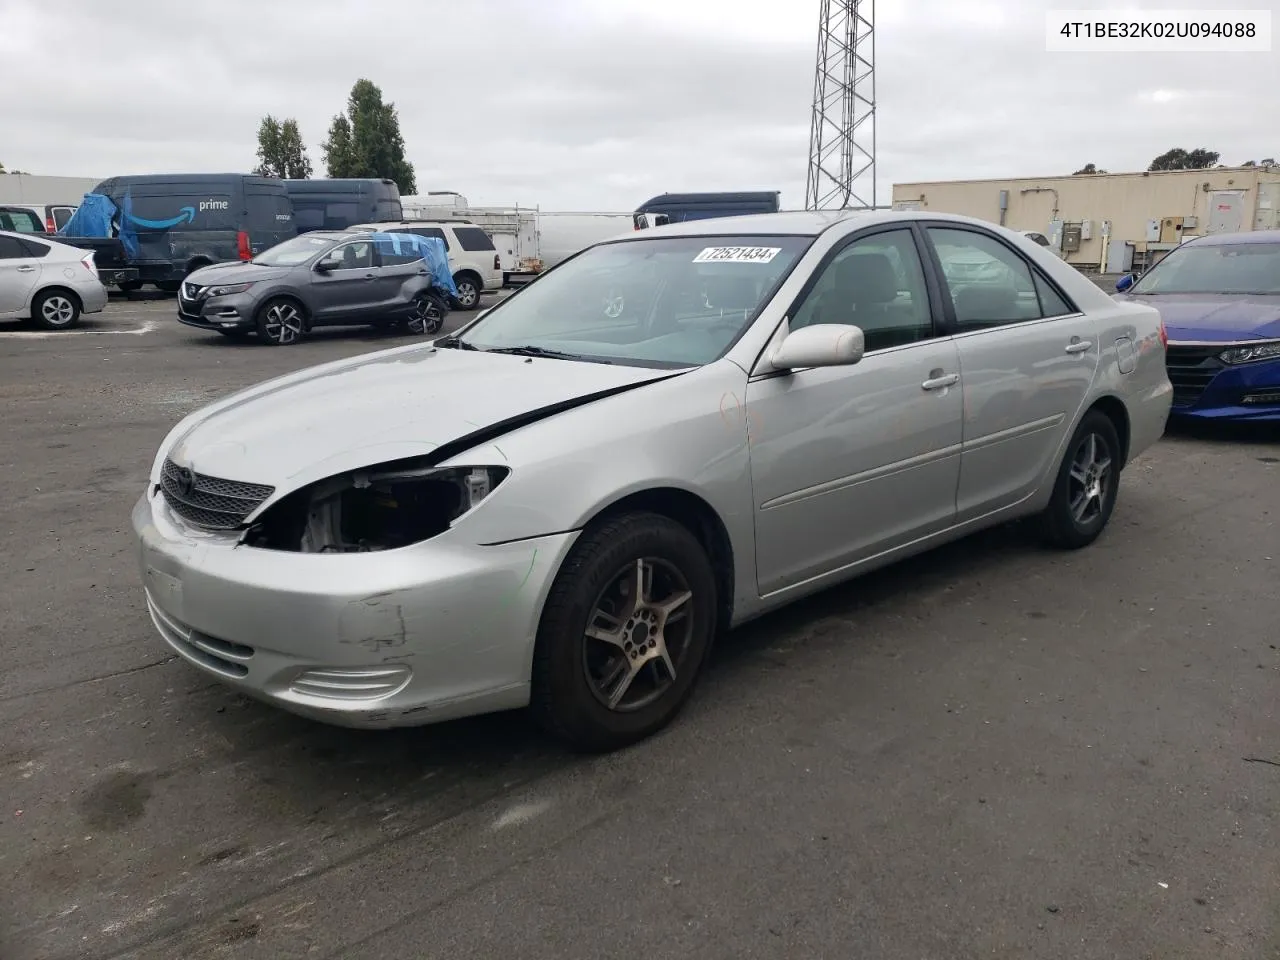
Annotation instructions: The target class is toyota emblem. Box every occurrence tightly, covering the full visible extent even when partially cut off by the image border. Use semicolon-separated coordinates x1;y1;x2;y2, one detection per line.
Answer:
175;467;195;497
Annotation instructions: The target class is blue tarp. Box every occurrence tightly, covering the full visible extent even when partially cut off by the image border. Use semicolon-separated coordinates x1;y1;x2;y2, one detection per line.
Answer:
57;192;140;259
370;232;458;297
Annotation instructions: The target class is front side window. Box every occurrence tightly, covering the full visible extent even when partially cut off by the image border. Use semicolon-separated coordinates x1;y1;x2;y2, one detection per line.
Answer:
0;209;42;233
252;234;335;267
789;228;935;351
456;234;812;368
329;241;374;269
1129;241;1280;296
927;227;1060;330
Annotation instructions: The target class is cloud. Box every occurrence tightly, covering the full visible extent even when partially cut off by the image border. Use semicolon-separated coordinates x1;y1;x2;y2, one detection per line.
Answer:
0;0;1275;210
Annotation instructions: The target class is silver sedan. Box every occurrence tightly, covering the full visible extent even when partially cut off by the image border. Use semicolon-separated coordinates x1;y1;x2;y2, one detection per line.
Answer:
133;211;1173;751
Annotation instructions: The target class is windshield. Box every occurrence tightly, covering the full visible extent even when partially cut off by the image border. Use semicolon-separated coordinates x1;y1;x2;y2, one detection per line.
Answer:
1130;241;1280;296
455;235;811;367
252;234;336;267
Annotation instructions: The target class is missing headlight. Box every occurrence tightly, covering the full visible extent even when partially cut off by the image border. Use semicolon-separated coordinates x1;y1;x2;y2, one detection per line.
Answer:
244;466;509;553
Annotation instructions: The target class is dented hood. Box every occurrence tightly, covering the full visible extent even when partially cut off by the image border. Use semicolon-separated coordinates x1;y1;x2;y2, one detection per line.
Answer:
165;342;674;491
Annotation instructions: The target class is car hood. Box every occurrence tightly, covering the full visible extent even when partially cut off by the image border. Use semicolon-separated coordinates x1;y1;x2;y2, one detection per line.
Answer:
165;343;679;490
1118;293;1280;342
187;261;289;286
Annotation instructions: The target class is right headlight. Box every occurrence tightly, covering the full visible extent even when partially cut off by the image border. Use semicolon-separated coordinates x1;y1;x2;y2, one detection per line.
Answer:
244;464;510;553
1219;341;1280;365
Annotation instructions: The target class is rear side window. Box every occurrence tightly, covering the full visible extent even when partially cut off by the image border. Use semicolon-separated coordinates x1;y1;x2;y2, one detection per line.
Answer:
52;207;74;229
453;226;495;251
19;238;51;258
0;236;29;258
405;226;449;250
0;209;43;232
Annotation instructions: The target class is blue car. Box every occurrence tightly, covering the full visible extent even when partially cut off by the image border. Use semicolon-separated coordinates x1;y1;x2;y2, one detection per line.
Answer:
1115;230;1280;420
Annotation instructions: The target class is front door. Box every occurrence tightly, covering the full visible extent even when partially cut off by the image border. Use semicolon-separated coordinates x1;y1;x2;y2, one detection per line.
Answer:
746;226;964;596
922;224;1099;521
310;239;379;322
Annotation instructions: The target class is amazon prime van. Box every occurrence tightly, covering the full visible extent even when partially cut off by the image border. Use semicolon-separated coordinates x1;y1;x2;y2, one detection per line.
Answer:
284;178;402;233
87;174;297;291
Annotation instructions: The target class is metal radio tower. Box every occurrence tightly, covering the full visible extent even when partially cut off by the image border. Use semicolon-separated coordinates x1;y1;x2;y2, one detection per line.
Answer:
804;0;876;210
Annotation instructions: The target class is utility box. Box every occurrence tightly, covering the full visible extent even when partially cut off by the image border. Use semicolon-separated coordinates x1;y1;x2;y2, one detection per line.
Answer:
1048;219;1065;249
1100;219;1112;237
1106;240;1135;274
1159;217;1184;243
1145;219;1162;242
1062;222;1083;252
1079;219;1093;240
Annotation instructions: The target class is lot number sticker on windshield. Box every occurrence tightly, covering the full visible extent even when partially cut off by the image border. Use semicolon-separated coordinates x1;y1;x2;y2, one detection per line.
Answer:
693;246;782;264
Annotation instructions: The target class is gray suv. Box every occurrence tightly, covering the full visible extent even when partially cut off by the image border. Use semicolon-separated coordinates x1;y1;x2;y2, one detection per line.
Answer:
176;232;447;345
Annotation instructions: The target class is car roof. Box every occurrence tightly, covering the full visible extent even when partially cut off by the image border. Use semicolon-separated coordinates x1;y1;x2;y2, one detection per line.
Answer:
1186;229;1280;246
612;208;1010;240
349;220;463;228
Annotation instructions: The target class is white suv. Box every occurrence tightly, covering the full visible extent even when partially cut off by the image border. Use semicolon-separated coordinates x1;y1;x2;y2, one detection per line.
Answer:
347;219;503;310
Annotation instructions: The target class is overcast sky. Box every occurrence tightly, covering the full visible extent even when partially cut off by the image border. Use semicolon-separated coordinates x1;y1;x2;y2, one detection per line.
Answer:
2;0;1275;210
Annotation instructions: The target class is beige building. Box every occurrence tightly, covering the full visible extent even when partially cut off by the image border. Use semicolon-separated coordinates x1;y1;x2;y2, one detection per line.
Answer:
892;165;1280;273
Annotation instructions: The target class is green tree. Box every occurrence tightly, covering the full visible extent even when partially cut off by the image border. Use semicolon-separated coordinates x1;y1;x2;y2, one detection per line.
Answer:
321;79;416;192
1072;162;1107;175
1148;147;1220;171
254;116;313;179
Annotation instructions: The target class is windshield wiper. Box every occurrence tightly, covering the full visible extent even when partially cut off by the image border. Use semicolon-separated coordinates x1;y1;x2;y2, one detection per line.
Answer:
485;345;612;363
433;336;481;350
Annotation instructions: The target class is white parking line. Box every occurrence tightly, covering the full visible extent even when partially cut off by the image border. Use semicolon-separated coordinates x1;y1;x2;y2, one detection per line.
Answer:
0;320;159;339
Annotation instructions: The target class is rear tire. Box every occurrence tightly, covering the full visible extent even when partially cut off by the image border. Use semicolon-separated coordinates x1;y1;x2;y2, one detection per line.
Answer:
531;512;718;752
31;289;81;330
452;274;482;311
254;298;307;346
116;280;143;294
1037;409;1121;549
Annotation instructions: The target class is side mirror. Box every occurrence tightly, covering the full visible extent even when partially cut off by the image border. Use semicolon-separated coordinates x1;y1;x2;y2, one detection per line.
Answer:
1115;273;1136;293
315;258;339;273
771;323;865;370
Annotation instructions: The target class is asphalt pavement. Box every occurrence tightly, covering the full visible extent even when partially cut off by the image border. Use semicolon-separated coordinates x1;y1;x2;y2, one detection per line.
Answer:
1;295;1278;960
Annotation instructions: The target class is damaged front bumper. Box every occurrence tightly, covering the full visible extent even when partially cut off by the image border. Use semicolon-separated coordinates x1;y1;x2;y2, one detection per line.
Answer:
131;487;578;728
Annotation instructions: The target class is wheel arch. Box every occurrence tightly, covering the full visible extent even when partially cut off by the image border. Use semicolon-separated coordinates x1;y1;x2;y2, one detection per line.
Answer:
581;486;735;635
32;284;84;311
257;291;312;328
1086;394;1131;465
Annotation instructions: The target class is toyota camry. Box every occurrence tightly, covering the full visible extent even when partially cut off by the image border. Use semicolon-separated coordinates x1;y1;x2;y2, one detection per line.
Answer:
135;211;1172;751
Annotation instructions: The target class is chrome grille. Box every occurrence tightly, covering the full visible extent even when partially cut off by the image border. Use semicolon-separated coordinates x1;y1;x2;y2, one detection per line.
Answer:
1165;344;1225;408
160;458;274;529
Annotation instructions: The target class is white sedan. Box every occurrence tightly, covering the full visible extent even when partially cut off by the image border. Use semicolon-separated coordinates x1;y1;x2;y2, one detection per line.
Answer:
0;229;109;329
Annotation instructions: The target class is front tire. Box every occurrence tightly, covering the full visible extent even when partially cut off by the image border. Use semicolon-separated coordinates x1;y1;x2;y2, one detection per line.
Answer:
31;289;81;330
531;512;718;752
1037;409;1121;549
255;298;307;346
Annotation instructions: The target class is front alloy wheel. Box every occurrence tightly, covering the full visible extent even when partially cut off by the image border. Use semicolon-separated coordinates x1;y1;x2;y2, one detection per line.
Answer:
256;299;305;346
531;512;717;752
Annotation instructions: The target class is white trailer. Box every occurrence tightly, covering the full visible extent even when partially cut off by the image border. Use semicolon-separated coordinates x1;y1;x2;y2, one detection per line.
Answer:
535;211;634;271
0;173;99;206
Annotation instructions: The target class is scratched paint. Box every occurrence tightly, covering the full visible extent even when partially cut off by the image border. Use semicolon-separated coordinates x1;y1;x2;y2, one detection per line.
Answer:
495;549;538;608
718;391;762;444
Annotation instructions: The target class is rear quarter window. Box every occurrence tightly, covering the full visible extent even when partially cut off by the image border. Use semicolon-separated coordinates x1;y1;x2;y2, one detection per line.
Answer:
52;207;75;229
0;209;43;232
19;238;51;258
453;226;495;251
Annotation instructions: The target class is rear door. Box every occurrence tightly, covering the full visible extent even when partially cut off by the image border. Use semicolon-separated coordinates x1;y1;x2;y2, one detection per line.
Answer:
243;181;297;253
0;234;42;315
920;223;1098;522
371;236;426;310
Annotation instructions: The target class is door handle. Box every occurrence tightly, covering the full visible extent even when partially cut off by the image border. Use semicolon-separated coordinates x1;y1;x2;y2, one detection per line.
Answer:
16;265;36;273
1065;339;1093;354
364;273;377;280
922;372;959;391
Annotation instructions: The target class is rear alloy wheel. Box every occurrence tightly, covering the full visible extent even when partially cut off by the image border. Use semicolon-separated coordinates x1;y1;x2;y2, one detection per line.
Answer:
255;298;306;346
453;275;481;310
408;295;445;335
531;512;717;752
1037;410;1121;549
31;290;81;330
